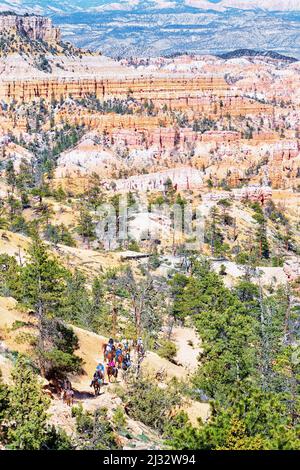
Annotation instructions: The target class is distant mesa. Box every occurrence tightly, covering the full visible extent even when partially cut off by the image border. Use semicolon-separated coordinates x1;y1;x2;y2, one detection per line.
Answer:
217;49;298;63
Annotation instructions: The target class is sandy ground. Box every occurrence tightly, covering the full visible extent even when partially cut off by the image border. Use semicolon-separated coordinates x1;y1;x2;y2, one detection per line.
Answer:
0;227;121;279
172;326;202;371
0;230;29;261
211;259;288;288
0;351;13;385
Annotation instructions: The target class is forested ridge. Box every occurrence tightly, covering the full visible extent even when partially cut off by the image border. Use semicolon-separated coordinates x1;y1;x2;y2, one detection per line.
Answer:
1;240;300;449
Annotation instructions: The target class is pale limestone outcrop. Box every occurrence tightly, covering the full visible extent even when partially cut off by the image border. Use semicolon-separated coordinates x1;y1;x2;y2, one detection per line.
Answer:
113;167;204;192
0;14;60;42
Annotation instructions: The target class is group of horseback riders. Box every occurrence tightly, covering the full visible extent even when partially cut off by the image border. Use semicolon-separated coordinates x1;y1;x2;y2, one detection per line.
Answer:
90;337;145;395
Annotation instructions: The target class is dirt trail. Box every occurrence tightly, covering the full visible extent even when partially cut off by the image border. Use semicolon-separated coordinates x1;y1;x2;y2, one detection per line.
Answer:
0;296;210;430
172;326;202;371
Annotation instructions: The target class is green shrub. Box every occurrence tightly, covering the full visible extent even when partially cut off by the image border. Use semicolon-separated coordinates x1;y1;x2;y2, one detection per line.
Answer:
72;405;119;450
118;375;182;433
112;406;127;432
158;340;178;362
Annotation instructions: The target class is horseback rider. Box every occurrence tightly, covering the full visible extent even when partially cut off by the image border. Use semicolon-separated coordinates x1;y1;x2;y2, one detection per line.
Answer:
122;352;131;370
137;337;144;356
105;342;113;361
106;338;115;355
63;378;72;390
96;362;105;376
90;362;104;386
108;358;116;373
115;345;123;360
90;371;98;387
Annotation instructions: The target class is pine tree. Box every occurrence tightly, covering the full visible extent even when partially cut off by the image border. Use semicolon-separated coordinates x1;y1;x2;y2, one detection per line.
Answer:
168;261;300;450
0;208;8;230
0;369;9;425
77;207;96;247
20;234;67;376
62;269;92;327
252;203;270;259
5;159;16;194
0;253;21;297
6;357;50;450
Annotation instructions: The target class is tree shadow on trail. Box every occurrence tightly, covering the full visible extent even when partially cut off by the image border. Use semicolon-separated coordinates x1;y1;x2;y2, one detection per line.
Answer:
73;389;105;400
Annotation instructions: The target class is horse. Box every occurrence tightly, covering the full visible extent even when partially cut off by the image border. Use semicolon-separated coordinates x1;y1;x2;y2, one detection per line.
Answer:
103;343;116;361
106;365;118;383
61;388;74;406
106;349;116;362
116;352;124;369
122;340;131;355
102;343;108;360
136;343;145;358
91;374;103;396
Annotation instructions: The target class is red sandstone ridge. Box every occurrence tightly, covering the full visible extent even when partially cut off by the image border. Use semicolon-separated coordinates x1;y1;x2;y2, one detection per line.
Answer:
0;76;228;103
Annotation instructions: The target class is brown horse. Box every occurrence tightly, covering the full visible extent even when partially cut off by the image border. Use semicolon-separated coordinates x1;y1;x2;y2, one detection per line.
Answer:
91;372;104;396
61;388;74;406
116;353;124;369
103;343;116;361
106;365;118;383
102;343;108;360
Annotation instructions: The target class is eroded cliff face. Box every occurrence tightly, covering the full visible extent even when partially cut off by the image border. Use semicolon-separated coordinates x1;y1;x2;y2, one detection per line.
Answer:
0;14;60;43
0;76;228;103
